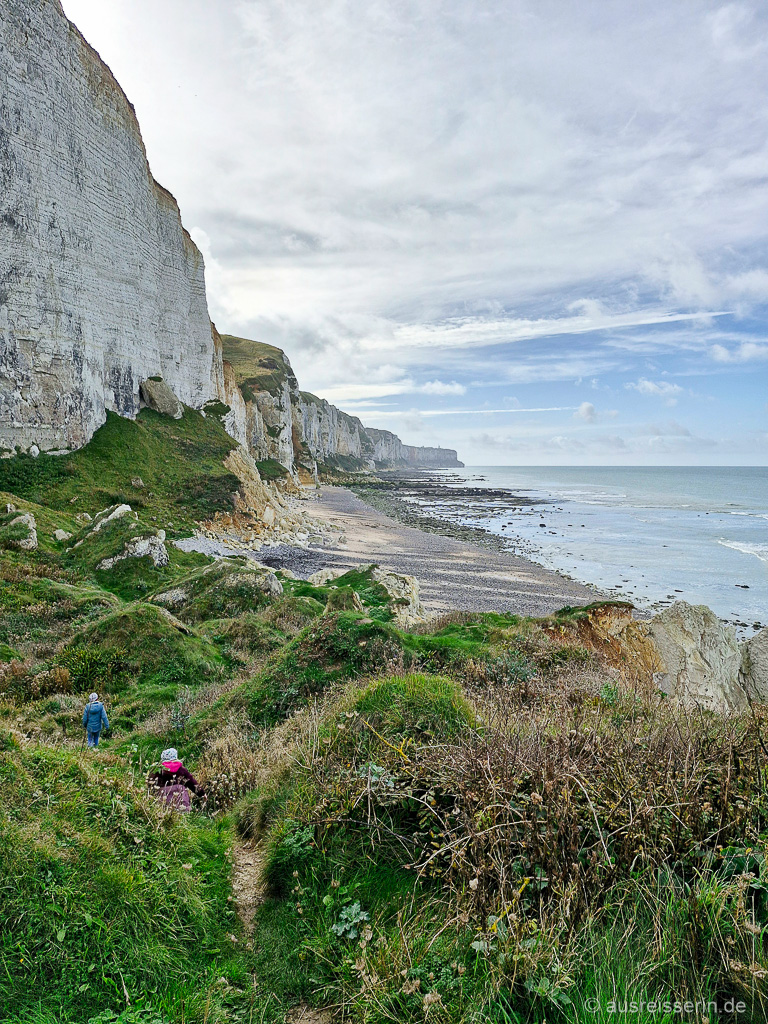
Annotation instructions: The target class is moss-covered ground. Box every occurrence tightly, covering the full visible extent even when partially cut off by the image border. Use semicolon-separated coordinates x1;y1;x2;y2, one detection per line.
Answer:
1;415;767;1023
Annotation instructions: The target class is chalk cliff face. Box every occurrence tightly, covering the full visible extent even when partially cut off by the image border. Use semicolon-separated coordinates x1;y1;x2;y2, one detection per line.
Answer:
0;0;220;453
0;0;463;474
299;393;375;467
366;427;464;469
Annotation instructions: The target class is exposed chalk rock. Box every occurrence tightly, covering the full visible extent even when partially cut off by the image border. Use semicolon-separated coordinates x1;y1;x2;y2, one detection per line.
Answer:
308;568;347;587
53;529;72;542
92;504;137;533
5;512;38;551
139;379;183;419
646;602;744;712
154;606;194;635
97;530;169;570
740;627;768;702
150;587;188;610
0;0;222;453
372;567;425;626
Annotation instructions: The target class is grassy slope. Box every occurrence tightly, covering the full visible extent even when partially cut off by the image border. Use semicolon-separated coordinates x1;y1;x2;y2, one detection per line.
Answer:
0;741;245;1023
0;408;240;535
1;408;767;1022
219;335;296;399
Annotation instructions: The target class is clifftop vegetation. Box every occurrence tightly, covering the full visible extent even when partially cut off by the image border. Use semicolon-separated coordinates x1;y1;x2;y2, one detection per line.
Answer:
1;412;767;1023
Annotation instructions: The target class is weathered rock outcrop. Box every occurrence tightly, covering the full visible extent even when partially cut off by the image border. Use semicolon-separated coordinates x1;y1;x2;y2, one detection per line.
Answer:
97;530;169;571
0;0;221;453
299;393;375;468
740;627;768;703
644;602;745;712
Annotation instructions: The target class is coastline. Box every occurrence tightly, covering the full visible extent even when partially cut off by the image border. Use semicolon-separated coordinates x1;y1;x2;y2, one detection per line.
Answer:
286;484;605;617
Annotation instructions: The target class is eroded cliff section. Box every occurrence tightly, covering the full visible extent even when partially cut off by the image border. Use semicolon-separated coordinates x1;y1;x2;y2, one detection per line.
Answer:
219;334;464;474
0;0;219;453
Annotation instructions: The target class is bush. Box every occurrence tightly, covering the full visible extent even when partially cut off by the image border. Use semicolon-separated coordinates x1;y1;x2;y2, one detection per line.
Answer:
244;613;410;726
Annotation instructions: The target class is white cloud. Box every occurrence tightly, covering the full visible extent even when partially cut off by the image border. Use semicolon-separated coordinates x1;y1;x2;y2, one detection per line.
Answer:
420;380;466;395
574;401;597;423
710;341;768;362
58;0;768;465
625;378;684;405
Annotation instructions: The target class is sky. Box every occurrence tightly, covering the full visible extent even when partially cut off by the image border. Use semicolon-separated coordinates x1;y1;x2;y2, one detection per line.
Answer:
61;0;768;465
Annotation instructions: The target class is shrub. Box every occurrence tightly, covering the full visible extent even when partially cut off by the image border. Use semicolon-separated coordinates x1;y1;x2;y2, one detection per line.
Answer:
244;613;410;726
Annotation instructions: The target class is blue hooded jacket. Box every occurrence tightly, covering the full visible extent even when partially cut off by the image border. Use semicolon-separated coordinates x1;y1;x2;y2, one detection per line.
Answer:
83;700;109;733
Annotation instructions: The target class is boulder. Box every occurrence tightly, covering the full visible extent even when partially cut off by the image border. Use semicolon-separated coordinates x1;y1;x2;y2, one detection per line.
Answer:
5;513;38;551
75;512;93;524
372;567;425;626
646;602;744;712
139;378;183;419
92;504;136;533
740;627;768;702
97;530;169;570
308;567;347;587
53;529;72;542
151;586;189;610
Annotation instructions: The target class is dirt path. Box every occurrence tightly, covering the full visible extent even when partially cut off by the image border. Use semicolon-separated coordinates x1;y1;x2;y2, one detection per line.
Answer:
231;839;267;940
232;840;332;1022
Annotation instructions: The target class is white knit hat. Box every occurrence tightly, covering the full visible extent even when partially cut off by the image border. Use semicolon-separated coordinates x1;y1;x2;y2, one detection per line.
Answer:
161;748;179;762
89;692;99;702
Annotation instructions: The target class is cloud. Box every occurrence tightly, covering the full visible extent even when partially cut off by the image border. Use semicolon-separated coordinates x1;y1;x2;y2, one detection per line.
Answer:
625;378;684;405
574;401;597;423
59;0;768;466
420;380;466;395
710;341;768;363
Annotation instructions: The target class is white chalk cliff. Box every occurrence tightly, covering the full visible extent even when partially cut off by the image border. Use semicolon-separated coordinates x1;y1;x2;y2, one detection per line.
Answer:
0;0;462;473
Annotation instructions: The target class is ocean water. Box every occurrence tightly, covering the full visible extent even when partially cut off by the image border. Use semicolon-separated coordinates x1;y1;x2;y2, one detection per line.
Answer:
420;466;768;634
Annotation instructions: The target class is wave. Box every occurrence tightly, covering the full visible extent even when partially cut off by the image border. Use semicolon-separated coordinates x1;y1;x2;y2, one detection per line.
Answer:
718;540;768;564
724;511;768;521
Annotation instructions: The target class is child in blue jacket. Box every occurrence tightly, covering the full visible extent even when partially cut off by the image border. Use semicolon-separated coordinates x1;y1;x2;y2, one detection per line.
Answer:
82;693;109;747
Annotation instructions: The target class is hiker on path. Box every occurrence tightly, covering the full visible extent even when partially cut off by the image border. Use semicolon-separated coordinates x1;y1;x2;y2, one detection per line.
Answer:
82;692;109;748
147;748;205;812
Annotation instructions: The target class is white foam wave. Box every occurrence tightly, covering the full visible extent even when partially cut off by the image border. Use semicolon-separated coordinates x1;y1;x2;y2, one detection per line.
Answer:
724;511;768;521
718;540;768;563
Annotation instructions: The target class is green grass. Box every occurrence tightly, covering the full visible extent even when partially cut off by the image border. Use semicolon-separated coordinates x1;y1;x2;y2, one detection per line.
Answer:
280;566;395;621
0;409;240;535
220;335;297;399
57;603;227;732
253;458;290;481
353;673;476;740
0;745;246;1023
239;613;412;726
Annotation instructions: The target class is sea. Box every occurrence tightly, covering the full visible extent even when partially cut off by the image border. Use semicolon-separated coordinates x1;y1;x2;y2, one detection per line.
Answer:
415;466;768;636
